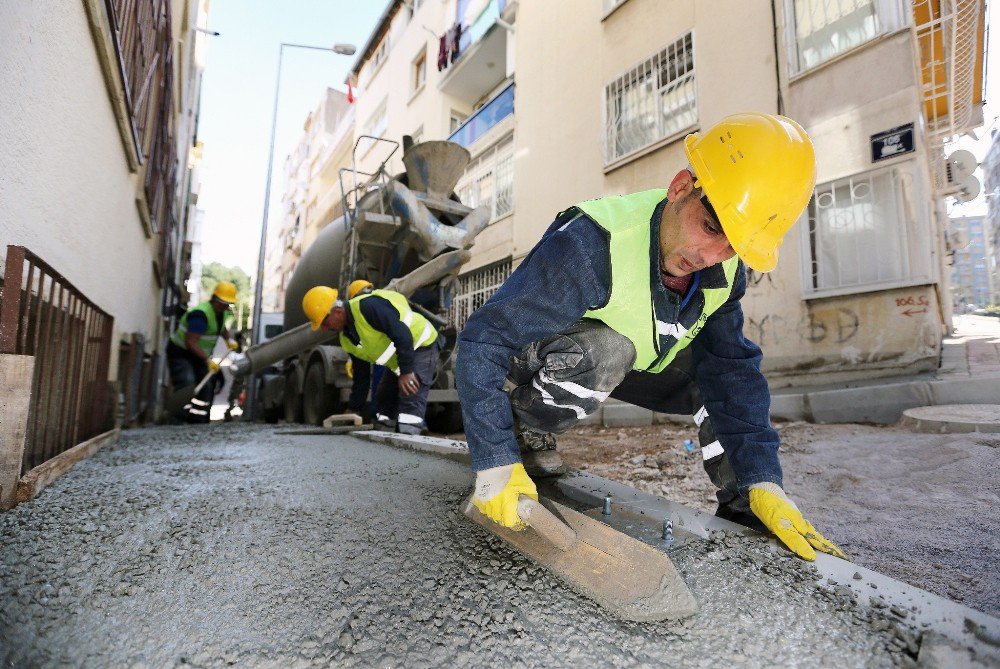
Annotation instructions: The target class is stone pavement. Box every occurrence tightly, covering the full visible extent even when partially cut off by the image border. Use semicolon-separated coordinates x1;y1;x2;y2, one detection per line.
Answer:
938;314;1000;378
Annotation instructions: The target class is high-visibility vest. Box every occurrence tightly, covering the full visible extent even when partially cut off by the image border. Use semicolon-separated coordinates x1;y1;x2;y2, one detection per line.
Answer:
578;189;740;373
339;289;438;375
169;301;229;356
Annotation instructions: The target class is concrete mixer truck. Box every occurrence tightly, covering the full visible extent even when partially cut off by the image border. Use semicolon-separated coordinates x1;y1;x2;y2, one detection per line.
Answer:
230;136;491;430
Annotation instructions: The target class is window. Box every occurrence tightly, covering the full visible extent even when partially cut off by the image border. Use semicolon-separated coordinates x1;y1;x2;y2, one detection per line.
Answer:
801;164;933;297
369;38;389;76
787;0;908;74
602;0;631;15
604;32;696;164
447;258;513;329
456;136;515;222
412;50;427;93
360;99;388;154
450;110;468;134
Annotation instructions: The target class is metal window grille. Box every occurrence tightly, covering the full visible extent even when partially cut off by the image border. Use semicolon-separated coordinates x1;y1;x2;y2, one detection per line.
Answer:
603;32;696;164
456;136;515;221
803;164;932;296
786;0;909;74
447;258;513;330
0;246;115;474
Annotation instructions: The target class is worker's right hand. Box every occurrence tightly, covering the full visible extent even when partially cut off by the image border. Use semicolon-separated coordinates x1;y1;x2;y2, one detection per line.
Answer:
226;339;239;351
472;463;538;530
207;359;221;374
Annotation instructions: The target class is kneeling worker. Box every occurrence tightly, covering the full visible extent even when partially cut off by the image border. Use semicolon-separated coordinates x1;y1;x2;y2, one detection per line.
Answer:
303;281;442;435
456;113;846;562
166;281;239;422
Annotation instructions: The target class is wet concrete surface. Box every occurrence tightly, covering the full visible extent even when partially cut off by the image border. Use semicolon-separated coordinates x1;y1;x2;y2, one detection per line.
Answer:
1;423;928;667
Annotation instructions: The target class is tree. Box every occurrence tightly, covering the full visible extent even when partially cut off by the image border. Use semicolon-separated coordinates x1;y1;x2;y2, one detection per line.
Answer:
200;262;252;331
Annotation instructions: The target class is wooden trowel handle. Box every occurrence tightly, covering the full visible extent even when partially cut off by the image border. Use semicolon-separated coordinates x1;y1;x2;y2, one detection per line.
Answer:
517;495;578;551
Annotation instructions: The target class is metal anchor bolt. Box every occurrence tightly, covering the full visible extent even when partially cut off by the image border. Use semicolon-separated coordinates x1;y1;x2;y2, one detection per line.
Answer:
662;518;673;542
602;494;612;516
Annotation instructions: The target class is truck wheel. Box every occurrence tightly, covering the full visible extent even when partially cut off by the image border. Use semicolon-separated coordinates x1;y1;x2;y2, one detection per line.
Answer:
257;378;282;423
283;372;304;424
426;403;464;434
303;361;339;426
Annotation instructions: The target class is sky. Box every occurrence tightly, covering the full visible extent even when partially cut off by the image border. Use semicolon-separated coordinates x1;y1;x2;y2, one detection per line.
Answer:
195;0;386;274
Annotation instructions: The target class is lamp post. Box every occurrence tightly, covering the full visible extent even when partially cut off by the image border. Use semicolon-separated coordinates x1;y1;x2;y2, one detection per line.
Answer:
246;41;357;420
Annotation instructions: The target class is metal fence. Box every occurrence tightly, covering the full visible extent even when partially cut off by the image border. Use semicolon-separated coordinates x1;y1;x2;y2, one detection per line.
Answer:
447;258;513;330
0;246;114;473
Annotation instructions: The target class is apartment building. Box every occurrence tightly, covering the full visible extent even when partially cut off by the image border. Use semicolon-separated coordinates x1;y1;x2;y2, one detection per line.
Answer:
950;215;996;306
345;0;985;386
262;89;354;313
983;129;1000;304
1;0;211;449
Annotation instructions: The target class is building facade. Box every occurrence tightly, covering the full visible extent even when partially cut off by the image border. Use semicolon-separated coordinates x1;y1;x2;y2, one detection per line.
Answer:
983;129;1000;305
343;0;985;386
263;88;354;313
950;215;995;307
0;0;212;422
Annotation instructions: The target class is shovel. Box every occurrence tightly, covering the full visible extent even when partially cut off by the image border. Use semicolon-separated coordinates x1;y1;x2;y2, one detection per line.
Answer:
164;352;232;415
463;494;698;622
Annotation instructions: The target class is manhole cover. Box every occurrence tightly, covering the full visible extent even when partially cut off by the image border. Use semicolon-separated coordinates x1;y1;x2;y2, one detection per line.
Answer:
901;404;1000;433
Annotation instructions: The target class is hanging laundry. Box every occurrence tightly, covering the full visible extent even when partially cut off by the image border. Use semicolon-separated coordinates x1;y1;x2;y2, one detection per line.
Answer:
437;33;448;71
451;23;463;63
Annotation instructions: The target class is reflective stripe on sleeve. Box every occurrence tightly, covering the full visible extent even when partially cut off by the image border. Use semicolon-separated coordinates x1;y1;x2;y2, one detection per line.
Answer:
398;413;424;425
693;406;709;427
701;440;724;460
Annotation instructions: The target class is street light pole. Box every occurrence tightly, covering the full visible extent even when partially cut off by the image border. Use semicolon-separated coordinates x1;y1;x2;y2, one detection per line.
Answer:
246;41;356;420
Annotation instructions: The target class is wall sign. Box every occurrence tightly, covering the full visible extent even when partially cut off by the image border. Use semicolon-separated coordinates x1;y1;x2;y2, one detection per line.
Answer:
870;123;915;163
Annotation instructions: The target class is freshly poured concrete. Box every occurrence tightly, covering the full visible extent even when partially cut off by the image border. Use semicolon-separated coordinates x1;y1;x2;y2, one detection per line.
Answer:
1;424;927;667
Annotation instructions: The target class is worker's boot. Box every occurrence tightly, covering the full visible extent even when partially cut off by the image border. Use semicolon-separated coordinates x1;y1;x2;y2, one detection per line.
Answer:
517;428;567;478
374;413;397;432
396;420;427;436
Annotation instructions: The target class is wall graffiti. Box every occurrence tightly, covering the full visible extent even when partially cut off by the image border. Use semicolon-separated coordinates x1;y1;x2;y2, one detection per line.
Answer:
894;294;929;317
747;308;859;346
746;269;773;289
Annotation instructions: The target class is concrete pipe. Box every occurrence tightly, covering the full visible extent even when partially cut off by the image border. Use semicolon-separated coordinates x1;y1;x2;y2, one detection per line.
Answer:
231;323;337;378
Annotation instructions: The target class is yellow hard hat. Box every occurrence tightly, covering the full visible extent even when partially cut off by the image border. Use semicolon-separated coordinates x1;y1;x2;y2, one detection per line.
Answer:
347;279;374;300
213;281;238;304
302;286;339;331
684;113;816;273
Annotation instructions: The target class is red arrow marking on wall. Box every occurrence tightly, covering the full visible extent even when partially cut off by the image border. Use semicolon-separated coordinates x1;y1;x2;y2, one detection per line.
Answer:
901;308;928;317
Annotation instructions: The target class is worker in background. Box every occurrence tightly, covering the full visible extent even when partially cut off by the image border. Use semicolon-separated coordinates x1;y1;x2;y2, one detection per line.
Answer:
166;281;239;423
457;113;847;562
303;281;442;435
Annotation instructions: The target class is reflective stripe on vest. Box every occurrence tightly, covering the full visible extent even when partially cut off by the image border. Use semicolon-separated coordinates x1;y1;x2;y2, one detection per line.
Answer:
339;289;439;374
169;301;227;356
577;189;739;373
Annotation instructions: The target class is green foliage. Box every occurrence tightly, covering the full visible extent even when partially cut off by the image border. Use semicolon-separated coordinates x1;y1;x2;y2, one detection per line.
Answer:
200;262;252;331
984;305;1000;315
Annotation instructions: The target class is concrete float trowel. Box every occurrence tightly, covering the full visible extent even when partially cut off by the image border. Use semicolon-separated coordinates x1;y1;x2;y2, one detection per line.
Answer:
463;494;698;622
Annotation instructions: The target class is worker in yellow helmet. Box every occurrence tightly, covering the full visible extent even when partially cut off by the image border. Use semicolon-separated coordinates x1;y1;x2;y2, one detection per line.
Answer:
302;282;442;434
166;281;240;423
457;113;846;562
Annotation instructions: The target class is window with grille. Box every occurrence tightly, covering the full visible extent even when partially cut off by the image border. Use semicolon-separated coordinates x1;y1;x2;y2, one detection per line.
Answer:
786;0;908;74
448;258;513;330
456;136;514;221
604;32;696;164
801;164;933;297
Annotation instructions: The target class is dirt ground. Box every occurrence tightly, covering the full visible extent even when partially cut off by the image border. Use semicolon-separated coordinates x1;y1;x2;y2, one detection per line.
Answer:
450;420;1000;617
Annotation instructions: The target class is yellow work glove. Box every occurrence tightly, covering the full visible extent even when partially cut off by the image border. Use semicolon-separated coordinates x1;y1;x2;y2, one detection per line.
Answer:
749;482;848;562
207;359;221;374
472;463;538;530
226;339;239;351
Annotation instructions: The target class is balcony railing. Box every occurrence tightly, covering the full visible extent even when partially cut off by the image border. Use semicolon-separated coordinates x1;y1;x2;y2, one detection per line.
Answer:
448;83;514;148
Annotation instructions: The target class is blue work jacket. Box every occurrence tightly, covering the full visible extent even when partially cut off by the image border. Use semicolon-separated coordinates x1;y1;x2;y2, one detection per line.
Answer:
455;199;782;494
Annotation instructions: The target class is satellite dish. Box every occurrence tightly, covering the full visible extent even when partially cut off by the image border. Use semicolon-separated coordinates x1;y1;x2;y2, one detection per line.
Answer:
946;149;978;180
953;174;981;203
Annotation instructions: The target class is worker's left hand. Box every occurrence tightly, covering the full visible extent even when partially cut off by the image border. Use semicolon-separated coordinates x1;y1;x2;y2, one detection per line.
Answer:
207;359;221;374
749;483;848;562
398;372;420;396
226;339;239;351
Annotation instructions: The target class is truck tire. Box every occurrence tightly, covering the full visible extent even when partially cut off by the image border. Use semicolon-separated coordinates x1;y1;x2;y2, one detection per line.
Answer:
283;372;304;424
257;378;282;423
426;403;464;434
303;361;340;426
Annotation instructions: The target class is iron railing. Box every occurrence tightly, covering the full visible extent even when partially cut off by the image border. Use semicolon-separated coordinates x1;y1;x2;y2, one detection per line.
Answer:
0;246;114;474
447;258;512;330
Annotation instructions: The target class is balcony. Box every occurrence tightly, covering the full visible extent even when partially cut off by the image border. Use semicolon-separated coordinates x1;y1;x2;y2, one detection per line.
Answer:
438;0;513;104
448;83;514;148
